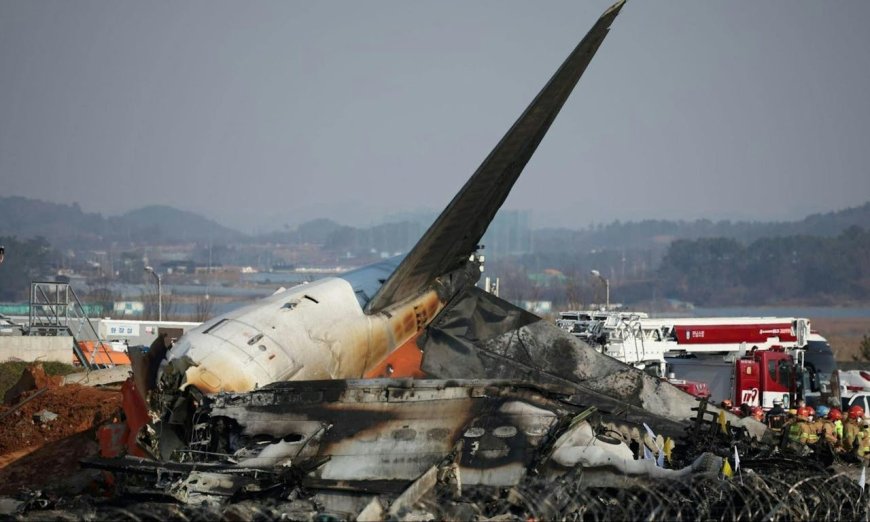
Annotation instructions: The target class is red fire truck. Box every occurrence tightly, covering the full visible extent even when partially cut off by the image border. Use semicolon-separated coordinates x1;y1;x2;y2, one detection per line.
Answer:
585;315;834;409
664;347;797;408
664;334;836;410
732;346;795;408
652;316;808;354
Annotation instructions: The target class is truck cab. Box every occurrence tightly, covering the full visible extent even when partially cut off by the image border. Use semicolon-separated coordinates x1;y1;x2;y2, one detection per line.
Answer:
734;348;795;409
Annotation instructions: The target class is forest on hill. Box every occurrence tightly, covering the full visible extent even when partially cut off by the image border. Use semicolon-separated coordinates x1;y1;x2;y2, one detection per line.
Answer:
0;196;867;306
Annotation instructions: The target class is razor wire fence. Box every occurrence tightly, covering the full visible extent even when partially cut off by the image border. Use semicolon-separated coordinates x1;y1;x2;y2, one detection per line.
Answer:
9;469;870;521
433;470;870;522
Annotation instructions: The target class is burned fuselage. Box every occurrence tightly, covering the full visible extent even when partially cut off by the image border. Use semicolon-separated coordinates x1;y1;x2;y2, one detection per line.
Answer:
160;258;457;396
102;378;731;507
178;380;574;488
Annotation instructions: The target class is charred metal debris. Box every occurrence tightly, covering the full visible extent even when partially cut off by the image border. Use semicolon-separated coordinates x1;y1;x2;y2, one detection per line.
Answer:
12;391;854;520
88;379;705;503
77;381;850;514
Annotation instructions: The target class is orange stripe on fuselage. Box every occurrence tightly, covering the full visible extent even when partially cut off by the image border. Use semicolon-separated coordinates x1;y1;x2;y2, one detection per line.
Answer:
364;334;426;378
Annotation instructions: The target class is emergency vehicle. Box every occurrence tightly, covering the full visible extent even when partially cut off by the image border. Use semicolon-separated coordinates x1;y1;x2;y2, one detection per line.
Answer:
577;314;836;409
592;316;809;369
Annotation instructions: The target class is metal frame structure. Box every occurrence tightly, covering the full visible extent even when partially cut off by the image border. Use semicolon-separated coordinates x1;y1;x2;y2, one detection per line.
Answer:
28;281;115;368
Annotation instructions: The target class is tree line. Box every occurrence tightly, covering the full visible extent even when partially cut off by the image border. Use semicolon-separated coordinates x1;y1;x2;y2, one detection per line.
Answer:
657;226;870;306
0;236;52;301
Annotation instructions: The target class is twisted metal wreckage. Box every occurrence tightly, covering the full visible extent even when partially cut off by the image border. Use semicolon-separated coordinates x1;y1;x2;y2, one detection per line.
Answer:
78;1;860;518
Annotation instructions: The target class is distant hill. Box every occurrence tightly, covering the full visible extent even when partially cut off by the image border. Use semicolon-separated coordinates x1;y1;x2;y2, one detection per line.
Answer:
0;196;243;247
793;203;870;236
532;202;870;253
256;217;424;254
2;195;867;254
109;206;245;244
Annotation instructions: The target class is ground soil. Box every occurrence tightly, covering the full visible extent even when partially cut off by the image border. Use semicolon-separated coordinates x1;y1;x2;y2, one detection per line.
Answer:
0;384;122;456
0;364;122;495
0;431;104;495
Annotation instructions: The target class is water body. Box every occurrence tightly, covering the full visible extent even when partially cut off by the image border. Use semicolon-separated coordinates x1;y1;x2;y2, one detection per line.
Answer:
241;272;315;285
691;306;870;319
163;304;870;321
172;301;252;316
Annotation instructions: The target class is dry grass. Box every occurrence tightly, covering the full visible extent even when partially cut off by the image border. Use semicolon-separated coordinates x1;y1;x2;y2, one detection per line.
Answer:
811;317;870;361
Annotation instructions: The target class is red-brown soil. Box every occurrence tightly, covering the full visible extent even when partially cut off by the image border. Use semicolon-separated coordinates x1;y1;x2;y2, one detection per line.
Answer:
0;431;104;495
0;384;121;456
0;364;122;494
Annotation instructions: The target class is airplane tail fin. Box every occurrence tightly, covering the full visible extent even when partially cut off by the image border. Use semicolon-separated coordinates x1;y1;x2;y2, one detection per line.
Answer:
366;1;625;313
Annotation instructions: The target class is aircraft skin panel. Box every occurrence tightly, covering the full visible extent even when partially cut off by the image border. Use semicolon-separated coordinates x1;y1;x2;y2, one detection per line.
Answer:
163;277;443;394
366;0;625;314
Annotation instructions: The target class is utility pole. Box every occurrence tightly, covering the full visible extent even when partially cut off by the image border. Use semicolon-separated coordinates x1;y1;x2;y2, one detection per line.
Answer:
590;269;610;311
144;266;162;321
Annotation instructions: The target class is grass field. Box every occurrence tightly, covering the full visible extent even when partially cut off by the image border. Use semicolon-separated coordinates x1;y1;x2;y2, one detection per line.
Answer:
811;317;870;362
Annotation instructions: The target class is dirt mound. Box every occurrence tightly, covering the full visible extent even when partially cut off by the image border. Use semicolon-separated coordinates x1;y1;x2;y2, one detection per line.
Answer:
0;384;121;456
0;431;102;495
3;363;64;405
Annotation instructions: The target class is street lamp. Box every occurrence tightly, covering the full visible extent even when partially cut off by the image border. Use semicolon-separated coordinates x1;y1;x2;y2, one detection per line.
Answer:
144;266;162;322
590;269;610;311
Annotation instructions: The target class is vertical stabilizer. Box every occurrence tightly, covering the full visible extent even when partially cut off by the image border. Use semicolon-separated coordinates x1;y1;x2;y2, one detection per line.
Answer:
366;1;625;313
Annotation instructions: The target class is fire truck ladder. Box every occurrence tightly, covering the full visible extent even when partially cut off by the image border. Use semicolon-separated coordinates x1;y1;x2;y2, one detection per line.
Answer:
615;316;647;365
27;281;115;369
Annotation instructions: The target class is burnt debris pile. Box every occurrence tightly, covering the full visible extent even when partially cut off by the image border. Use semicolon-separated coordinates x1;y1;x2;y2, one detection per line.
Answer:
3;464;867;521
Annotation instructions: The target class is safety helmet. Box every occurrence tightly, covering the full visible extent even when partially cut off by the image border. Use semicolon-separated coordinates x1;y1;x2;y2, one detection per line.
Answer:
751;407;764;420
829;408;843;421
788;408;797;416
806;406;816;418
773;398;784;406
722;399;733;409
796;406;811;420
849;405;865;420
816;405;830;418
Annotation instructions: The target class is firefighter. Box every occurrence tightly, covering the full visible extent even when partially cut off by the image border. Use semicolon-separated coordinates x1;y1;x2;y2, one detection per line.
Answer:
766;399;787;430
751;406;765;422
843;405;865;453
799;407;820;445
813;406;828;444
816;405;838;445
780;408;798;442
789;407;811;444
829;408;844;441
721;399;733;410
857;419;870;462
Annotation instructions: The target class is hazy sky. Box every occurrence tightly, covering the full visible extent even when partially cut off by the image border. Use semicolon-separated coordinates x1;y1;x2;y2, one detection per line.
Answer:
2;1;869;233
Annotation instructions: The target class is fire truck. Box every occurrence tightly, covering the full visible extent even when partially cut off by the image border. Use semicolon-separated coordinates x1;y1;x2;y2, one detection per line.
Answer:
731;347;795;408
581;315;836;409
591;316;809;368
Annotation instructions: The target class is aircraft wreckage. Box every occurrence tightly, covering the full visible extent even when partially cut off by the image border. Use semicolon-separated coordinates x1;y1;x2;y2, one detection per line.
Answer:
76;1;841;518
